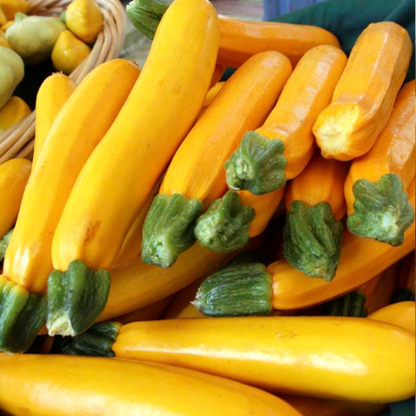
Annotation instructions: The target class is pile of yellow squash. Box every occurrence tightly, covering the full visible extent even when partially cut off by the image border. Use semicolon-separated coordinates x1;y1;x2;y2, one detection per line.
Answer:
0;0;414;414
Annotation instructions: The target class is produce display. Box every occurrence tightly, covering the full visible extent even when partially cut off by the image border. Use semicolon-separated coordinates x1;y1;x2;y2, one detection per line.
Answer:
0;0;414;414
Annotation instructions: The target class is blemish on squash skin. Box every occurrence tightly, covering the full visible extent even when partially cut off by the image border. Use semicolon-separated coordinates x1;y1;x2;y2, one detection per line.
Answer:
84;221;102;242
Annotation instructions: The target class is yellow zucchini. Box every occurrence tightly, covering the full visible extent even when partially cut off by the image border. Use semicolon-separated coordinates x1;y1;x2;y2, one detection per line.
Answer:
368;301;415;334
344;80;415;245
33;73;77;166
0;59;140;353
108;317;416;403
0;354;302;416
225;44;347;195
314;22;413;160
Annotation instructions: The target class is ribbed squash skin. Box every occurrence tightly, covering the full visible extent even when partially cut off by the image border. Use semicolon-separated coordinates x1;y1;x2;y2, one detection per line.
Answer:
286;152;349;220
160;51;292;208
4;60;140;293
345;80;415;215
368;301;415;334
217;17;340;68
34;73;76;166
52;0;219;272
0;158;31;238
270;179;415;310
256;45;347;180
238;187;285;237
314;22;413;161
112;316;415;403
0;96;30;133
0;354;301;416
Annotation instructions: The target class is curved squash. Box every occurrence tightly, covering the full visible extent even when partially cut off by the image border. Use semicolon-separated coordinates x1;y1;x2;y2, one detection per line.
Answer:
225;45;347;195
368;301;415;334
314;22;413;161
0;96;30;133
345;80;415;245
0;354;301;416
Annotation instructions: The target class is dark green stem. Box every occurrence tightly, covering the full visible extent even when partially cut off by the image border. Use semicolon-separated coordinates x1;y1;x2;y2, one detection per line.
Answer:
142;193;203;268
347;174;415;246
47;260;111;337
193;263;272;316
392;288;415;303
62;322;121;357
126;0;169;40
224;131;286;195
0;228;13;261
323;291;368;317
194;192;255;253
225;251;274;268
283;201;344;281
0;276;47;353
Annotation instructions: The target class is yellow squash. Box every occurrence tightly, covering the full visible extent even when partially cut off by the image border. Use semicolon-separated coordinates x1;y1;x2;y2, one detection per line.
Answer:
0;0;29;20
368;301;415;334
112;316;415;403
225;45;347;196
0;29;9;47
99;243;232;322
238;187;286;237
4;59;140;293
344;80;415;245
314;22;413;161
0;95;30;133
51;30;90;75
65;0;103;44
0;6;6;25
0;158;31;238
51;0;219;275
270;179;415;310
0;354;302;416
33;73;77;166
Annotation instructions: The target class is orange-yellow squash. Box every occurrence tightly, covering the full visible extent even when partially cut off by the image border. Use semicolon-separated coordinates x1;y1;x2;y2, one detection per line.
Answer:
368;301;415;334
51;0;220;274
217;16;340;68
0;354;302;416
33;73;77;166
141;51;291;266
269;180;415;310
0;96;30;133
0;158;31;238
225;45;347;196
286;151;349;221
4;59;140;293
112;316;415;403
314;22;413;161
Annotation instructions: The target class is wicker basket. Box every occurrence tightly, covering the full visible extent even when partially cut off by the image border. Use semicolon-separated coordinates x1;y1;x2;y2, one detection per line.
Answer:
0;0;127;163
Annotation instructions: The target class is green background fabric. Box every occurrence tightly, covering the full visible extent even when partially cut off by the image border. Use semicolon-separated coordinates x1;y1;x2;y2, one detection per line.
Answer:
270;0;415;82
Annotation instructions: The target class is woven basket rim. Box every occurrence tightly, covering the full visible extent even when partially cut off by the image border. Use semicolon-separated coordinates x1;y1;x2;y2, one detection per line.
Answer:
0;0;126;163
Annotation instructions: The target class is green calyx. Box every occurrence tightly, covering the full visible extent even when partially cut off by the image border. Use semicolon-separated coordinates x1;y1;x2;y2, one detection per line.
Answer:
224;131;286;195
392;288;416;303
283;201;344;281
347;174;415;246
0;229;13;262
0;276;47;353
142;193;203;268
126;0;169;40
225;251;274;268
193;263;272;317
194;192;255;253
62;321;121;357
323;291;368;317
47;260;111;337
